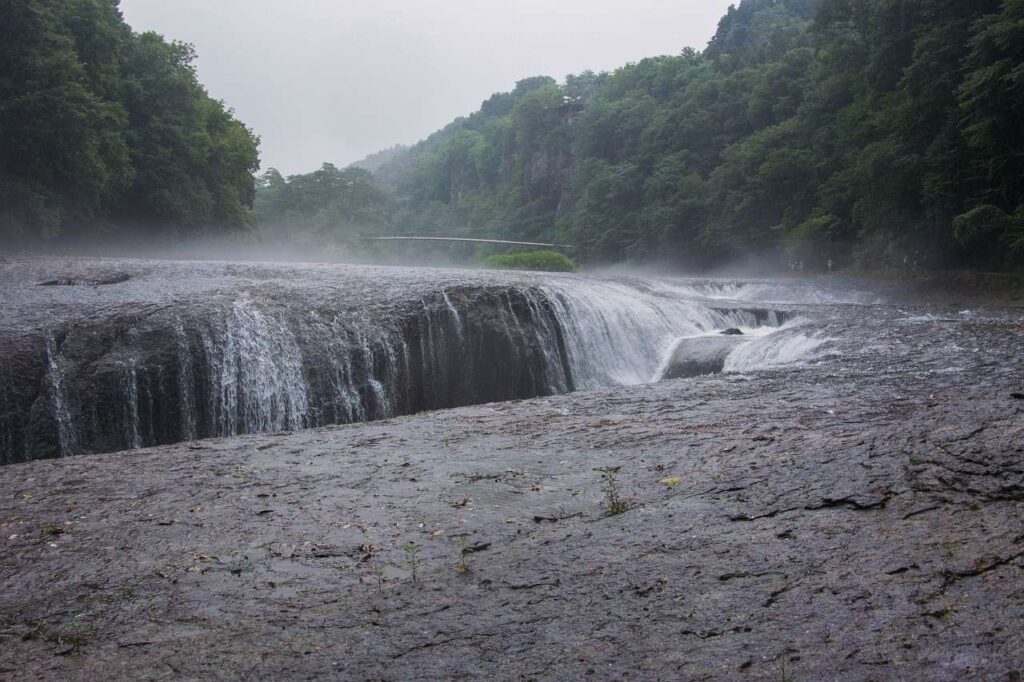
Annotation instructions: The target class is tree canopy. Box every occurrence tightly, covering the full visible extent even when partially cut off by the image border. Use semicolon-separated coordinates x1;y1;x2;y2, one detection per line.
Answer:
5;0;1021;270
0;0;260;243
254;163;391;244
335;0;1024;271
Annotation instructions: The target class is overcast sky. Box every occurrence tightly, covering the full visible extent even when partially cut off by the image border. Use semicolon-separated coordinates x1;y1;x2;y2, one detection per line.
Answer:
119;1;735;175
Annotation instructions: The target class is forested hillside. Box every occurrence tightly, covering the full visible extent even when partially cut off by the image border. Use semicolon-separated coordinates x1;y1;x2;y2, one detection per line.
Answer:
285;0;1020;271
6;0;1020;269
0;0;260;243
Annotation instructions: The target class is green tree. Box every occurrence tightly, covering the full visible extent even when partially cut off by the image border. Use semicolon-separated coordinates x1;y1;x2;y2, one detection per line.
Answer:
0;0;260;242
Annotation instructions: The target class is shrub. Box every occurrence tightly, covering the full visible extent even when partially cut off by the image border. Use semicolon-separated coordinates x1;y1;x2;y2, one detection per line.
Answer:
953;204;1020;269
482;250;577;272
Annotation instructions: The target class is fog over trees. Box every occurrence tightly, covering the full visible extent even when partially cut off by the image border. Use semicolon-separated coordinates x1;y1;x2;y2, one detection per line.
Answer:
321;0;1022;271
3;0;1022;271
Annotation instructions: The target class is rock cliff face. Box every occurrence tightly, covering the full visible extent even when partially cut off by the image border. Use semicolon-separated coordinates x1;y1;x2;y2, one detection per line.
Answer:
1;285;566;462
1;259;800;463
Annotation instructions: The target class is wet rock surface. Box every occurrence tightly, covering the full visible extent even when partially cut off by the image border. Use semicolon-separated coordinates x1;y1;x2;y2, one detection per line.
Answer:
0;258;798;464
0;272;1022;680
660;335;746;379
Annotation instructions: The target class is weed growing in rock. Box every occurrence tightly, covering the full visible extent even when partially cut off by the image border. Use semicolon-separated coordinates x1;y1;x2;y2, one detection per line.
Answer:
403;543;422;583
60;614;92;653
27;611;93;654
455;536;473;574
596;466;631;516
371;565;386;595
660;476;683;490
40;523;65;537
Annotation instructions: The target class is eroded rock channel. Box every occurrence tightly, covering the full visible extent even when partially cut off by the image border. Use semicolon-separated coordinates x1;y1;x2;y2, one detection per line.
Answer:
1;259;806;464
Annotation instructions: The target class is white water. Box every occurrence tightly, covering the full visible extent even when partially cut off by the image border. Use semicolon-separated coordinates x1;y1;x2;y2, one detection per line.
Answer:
723;327;831;372
441;289;464;344
34;275;829;456
653;279;882;305
212;295;310;436
175;321;198;441
44;335;78;457
540;280;785;387
119;359;142;449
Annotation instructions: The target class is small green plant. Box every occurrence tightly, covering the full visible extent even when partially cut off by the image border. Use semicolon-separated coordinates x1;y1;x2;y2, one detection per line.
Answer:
40;523;65;537
455;536;473;574
403;543;422;583
596;466;631;516
779;659;795;682
60;616;91;653
33;611;93;653
371;565;386;596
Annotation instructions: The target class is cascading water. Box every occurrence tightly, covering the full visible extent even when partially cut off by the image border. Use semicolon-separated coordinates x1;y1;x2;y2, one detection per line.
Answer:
0;265;829;464
174;322;198;442
44;335;78;458
119;359;142;450
441;289;464;343
723;328;830;373
215;295;309;436
538;280;784;387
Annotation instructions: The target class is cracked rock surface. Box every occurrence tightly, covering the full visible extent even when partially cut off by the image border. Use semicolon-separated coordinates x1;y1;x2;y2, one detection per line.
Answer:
0;279;1022;680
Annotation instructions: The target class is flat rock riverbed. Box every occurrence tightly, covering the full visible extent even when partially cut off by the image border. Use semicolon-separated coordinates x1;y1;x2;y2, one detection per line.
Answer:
0;272;1022;680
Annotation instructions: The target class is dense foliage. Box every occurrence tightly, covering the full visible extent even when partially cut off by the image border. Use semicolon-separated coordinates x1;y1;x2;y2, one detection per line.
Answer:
481;251;578;272
0;0;260;242
337;0;1023;271
6;0;1020;270
254;164;390;245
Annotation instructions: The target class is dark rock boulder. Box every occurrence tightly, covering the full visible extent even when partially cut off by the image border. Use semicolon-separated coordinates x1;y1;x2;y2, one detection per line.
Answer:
660;335;746;380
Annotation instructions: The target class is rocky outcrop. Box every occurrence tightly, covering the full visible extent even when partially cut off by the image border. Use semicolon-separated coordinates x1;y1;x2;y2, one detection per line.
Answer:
659;335;747;379
0;286;572;463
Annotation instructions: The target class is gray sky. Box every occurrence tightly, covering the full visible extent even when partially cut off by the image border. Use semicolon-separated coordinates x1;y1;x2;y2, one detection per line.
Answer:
119;0;735;175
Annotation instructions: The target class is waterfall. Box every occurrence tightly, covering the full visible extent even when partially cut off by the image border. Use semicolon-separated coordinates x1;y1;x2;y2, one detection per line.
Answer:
538;280;779;387
723;328;830;372
175;322;198;441
44;335;78;458
308;311;365;424
441;289;464;344
5;274;827;463
217;295;309;436
119;359;142;450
